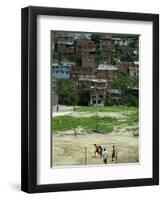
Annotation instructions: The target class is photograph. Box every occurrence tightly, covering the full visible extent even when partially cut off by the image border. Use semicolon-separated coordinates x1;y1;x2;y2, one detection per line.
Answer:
51;31;139;167
21;6;159;193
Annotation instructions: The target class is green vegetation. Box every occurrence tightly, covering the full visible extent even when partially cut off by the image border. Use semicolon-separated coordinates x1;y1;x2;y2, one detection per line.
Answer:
52;106;139;135
111;47;138;63
52;116;113;133
75;105;137;113
91;33;101;50
53;51;61;61
78;89;90;106
54;74;138;108
69;54;82;66
121;109;139;126
95;51;111;63
111;74;139;107
111;37;138;64
112;74;138;91
91;33;101;44
56;80;78;106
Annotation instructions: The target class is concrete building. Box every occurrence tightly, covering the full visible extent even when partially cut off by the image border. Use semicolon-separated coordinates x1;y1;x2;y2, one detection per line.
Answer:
129;61;139;77
107;89;121;102
112;37;128;46
90;79;107;106
96;64;118;81
52;60;75;79
78;78;107;106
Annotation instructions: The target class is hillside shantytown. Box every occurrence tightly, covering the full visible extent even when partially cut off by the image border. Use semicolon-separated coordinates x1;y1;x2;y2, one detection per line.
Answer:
51;31;139;167
51;31;139;108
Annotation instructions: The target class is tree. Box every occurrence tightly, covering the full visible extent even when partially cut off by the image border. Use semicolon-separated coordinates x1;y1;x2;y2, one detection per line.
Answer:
54;41;58;51
52;51;61;61
112;74;139;106
128;38;137;48
78;82;90;106
56;80;78;106
91;34;101;44
111;40;139;63
74;55;82;66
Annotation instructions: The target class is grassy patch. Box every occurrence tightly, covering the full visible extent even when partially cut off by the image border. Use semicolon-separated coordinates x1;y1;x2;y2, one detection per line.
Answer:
76;105;138;113
52;106;139;135
52;116;115;133
123;110;139;126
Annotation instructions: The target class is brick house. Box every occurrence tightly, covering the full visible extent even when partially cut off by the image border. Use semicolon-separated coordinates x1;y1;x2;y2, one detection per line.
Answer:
82;52;96;68
75;38;96;68
57;43;74;56
100;34;115;53
117;61;139;76
117;62;130;74
96;64;118;80
99;35;115;64
70;66;95;82
75;38;96;54
57;34;75;57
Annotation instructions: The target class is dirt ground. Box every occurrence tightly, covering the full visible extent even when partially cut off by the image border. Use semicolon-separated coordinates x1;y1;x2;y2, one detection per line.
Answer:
52;133;139;167
52;105;139;167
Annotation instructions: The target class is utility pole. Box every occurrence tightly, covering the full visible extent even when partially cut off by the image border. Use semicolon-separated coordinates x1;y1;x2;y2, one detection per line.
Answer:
95;87;99;132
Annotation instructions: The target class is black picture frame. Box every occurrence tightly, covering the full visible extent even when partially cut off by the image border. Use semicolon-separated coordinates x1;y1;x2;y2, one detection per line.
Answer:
21;6;159;193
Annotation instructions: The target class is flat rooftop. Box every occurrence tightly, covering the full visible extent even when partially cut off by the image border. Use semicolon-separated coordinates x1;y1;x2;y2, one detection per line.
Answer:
79;78;107;83
97;64;117;70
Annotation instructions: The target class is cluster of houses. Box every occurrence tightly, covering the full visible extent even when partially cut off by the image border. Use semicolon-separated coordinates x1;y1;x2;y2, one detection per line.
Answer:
52;32;139;106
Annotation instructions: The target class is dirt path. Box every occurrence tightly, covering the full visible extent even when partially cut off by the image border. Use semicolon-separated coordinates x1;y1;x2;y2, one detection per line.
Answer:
52;133;139;167
52;111;123;118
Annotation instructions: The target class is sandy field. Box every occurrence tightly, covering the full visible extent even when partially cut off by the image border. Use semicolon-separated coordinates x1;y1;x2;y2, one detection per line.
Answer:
52;132;139;167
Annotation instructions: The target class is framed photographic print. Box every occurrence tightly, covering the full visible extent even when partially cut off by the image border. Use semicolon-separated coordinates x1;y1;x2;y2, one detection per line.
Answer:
21;6;159;193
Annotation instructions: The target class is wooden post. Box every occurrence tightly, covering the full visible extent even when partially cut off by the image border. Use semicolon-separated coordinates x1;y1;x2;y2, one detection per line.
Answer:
85;147;87;165
116;145;118;163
